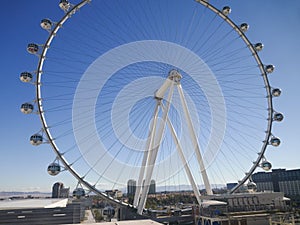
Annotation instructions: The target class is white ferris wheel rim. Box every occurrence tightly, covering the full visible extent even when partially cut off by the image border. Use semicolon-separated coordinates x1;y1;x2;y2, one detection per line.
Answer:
30;0;278;209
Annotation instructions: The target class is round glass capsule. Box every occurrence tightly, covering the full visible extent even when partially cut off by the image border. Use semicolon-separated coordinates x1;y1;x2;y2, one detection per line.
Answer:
240;23;249;32
262;161;272;171
273;112;284;122
270;137;281;147
222;6;231;16
254;43;264;52
30;134;43;146
40;19;52;30
265;64;275;73
20;103;34;114
272;88;281;97
73;188;85;198
27;43;39;54
59;0;70;11
247;181;257;190
47;163;61;176
20;72;33;83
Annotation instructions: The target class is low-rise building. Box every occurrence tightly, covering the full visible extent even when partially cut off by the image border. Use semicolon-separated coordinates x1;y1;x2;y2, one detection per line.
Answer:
0;198;80;224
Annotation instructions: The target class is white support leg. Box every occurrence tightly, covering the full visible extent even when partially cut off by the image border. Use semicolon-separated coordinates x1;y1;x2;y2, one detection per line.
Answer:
177;84;213;195
155;78;174;99
162;103;202;204
137;83;175;214
133;103;160;207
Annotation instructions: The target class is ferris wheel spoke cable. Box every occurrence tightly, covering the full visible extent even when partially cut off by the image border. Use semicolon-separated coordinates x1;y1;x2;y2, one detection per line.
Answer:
201;30;237;59
204;45;246;65
184;5;208;49
223;133;257;164
111;148;143;190
84;3;132;44
189;13;218;51
210;53;254;69
226;112;267;132
216;146;245;180
198;22;227;56
182;6;201;47
87;107;151;178
142;3;163;40
209;163;227;188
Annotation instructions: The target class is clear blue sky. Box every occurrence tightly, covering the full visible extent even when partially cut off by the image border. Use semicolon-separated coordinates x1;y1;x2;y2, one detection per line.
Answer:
0;0;299;193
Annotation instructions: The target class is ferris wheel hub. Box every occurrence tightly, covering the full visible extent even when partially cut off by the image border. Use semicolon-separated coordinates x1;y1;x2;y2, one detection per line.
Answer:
168;69;182;83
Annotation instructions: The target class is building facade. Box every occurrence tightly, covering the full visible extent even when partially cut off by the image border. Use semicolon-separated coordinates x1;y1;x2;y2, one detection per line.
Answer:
127;179;156;196
149;179;156;194
0;199;80;225
52;182;70;198
252;168;300;202
127;179;136;196
105;189;123;198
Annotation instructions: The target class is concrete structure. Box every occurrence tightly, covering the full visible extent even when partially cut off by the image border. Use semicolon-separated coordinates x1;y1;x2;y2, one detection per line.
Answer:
105;189;123;198
195;192;295;225
66;219;162;225
82;209;95;224
252;168;300;196
200;192;289;210
0;198;80;224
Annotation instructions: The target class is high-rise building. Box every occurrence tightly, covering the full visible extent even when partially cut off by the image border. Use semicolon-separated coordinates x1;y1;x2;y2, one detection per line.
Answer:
149;179;156;194
127;179;136;196
52;182;70;198
252;168;300;196
127;179;156;196
52;182;63;198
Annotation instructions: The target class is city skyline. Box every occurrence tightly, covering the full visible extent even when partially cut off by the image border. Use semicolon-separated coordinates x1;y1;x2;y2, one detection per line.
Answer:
0;0;299;193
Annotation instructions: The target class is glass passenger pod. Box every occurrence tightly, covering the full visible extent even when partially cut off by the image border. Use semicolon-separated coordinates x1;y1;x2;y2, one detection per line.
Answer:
261;161;272;171
59;0;71;11
265;64;275;73
27;43;39;54
20;72;33;83
273;112;284;122
103;206;115;217
240;23;249;32
254;43;264;52
73;188;85;198
30;134;43;146
47;162;61;176
222;6;231;16
20;103;34;114
272;88;282;97
40;19;52;30
247;181;257;190
270;137;281;147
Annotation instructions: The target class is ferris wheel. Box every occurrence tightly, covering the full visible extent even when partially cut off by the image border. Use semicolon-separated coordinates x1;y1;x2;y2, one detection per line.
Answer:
20;0;283;214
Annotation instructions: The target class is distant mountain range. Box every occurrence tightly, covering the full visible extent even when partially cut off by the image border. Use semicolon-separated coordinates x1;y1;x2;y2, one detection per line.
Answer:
0;191;51;199
155;184;226;193
0;184;226;198
156;185;195;192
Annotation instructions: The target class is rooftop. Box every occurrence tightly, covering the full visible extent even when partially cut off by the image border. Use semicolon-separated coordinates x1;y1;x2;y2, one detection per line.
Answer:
0;198;68;210
69;220;161;225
